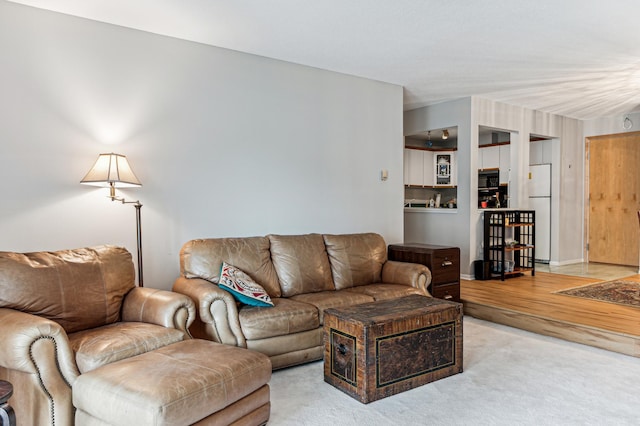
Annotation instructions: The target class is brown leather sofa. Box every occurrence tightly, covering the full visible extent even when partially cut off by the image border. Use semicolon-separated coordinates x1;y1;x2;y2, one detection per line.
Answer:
0;245;196;426
173;232;432;370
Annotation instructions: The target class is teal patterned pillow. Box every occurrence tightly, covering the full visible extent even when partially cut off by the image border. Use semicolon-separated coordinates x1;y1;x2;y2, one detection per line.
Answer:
218;262;274;307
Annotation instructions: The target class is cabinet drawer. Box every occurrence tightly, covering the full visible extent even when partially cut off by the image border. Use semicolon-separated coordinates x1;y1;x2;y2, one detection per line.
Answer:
430;249;460;284
430;282;460;302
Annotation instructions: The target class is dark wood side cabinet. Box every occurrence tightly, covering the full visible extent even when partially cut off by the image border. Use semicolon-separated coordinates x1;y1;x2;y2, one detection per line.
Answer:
388;243;461;302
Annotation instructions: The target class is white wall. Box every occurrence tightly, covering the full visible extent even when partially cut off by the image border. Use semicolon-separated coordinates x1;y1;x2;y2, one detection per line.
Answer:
583;112;640;137
0;2;404;290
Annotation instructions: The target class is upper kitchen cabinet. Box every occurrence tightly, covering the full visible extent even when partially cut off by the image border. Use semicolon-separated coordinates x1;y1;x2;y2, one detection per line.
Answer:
479;144;500;170
405;148;434;186
499;144;510;184
479;127;511;184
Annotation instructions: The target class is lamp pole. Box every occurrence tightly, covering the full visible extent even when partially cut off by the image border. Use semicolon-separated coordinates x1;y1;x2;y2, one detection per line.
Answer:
109;183;144;286
135;202;143;287
119;196;143;287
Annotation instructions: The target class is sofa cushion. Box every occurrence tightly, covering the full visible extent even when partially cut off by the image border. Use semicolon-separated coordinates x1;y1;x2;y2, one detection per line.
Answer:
290;290;374;324
69;322;186;373
180;237;281;298
219;262;274;307
0;245;135;333
238;298;319;340
323;233;387;290
346;283;425;301
268;234;335;297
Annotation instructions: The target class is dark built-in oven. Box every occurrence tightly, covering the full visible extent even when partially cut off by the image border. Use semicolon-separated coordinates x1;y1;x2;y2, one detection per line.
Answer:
478;170;499;189
478;170;506;208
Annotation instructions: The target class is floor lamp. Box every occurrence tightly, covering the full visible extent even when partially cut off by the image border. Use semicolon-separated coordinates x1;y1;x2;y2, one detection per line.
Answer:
80;153;144;287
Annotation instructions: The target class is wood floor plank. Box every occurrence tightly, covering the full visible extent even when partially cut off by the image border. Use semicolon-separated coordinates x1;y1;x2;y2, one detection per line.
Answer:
461;271;640;357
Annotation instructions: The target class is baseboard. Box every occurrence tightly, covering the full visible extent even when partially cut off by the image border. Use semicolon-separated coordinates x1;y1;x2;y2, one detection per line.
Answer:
548;258;584;267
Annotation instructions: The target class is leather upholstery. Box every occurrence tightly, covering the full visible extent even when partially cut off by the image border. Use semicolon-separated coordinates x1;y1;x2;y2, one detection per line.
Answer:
173;277;246;347
323;232;387;289
0;245;135;333
238;298;319;340
290;290;374;324
181;236;282;298
73;340;272;426
174;232;433;371
345;283;425;301
0;245;196;426
0;309;78;426
69;322;186;373
382;260;432;294
269;234;335;297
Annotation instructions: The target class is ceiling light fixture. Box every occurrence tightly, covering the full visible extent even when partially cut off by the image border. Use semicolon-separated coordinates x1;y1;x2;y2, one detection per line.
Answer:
442;129;449;140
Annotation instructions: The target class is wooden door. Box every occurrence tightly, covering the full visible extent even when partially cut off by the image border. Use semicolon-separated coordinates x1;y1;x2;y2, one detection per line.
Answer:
587;132;640;266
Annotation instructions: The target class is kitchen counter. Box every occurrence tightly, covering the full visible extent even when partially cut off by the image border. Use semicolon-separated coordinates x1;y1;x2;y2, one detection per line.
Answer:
404;207;458;213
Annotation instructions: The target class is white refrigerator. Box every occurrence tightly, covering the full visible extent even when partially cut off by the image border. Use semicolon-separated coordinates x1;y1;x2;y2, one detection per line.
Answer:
528;164;551;262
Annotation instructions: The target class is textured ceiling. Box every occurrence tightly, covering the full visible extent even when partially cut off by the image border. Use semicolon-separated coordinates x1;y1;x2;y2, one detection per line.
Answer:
9;0;640;120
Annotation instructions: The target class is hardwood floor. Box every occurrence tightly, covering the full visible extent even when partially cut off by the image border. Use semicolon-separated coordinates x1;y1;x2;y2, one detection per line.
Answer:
461;269;640;357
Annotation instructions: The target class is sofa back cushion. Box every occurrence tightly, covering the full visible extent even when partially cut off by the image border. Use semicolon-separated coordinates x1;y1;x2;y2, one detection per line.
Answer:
268;234;335;297
323;233;387;290
0;245;135;334
180;237;281;298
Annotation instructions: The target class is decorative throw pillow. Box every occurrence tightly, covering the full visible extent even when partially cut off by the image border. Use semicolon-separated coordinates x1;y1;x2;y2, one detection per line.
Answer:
218;262;274;307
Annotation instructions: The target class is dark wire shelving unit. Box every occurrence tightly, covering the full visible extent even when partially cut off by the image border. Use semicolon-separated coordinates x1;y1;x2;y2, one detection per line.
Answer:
483;210;535;280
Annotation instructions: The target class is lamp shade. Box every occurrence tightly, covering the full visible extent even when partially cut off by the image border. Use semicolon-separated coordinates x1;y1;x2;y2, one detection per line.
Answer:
80;153;141;187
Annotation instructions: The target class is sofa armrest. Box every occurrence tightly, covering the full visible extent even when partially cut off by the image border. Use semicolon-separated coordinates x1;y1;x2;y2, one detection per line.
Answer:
122;287;196;336
381;260;432;295
173;277;246;347
0;308;79;385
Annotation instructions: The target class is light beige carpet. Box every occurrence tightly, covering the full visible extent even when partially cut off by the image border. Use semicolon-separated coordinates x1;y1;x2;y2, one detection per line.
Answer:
269;316;640;425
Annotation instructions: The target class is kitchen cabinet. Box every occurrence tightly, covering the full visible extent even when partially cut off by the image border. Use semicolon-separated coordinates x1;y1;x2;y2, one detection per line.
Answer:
499;144;510;184
404;148;435;187
423;150;434;186
406;148;424;186
479;145;499;170
403;149;411;185
483;210;535;280
479;143;510;184
530;139;553;165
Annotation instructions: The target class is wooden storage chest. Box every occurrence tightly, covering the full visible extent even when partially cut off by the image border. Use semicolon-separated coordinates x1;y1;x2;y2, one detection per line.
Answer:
323;295;463;403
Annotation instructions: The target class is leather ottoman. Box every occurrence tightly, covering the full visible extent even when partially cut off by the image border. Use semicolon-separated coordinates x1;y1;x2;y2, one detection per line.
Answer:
73;339;272;425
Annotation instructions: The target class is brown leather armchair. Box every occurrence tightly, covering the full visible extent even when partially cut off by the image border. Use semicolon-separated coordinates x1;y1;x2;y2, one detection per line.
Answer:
0;245;196;426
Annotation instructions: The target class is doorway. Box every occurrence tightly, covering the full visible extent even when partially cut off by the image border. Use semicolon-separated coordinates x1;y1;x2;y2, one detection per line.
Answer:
586;132;640;266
